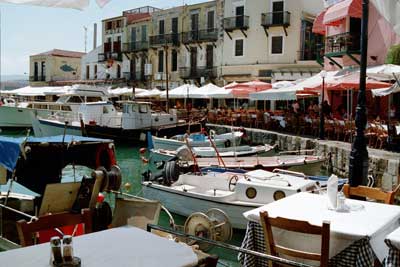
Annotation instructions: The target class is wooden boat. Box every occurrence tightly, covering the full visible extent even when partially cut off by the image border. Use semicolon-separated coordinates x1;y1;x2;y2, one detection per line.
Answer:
142;168;319;229
183;155;326;176
150;144;277;163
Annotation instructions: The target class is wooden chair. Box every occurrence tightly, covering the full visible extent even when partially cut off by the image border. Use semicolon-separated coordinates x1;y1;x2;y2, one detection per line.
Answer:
260;211;330;267
342;184;400;204
17;209;92;247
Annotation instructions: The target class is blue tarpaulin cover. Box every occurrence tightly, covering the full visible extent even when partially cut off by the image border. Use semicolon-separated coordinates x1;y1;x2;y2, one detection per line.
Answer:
0;135;112;172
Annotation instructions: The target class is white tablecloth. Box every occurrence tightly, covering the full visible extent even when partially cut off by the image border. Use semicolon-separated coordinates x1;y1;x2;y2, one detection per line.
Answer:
387;227;400;250
243;192;400;262
0;227;198;267
271;116;286;128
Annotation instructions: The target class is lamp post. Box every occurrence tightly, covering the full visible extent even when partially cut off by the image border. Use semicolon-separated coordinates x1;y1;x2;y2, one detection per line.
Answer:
349;0;369;187
319;70;327;140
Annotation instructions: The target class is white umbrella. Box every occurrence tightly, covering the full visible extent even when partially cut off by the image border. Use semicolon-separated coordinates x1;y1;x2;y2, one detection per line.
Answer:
160;84;199;99
109;87;146;97
136;88;161;98
0;0;110;10
371;83;400;97
367;64;400;81
371;0;400;37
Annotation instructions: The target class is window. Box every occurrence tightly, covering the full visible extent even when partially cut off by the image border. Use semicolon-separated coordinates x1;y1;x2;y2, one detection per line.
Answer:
86;65;90;80
34;62;38;81
159;20;165;35
41;61;46;81
106;21;112;30
171;50;178;72
271;36;283;54
117;64;121;78
234;39;244;56
94;65;98;79
141;25;147;41
207;10;215;31
272;1;284;24
158;50;164;73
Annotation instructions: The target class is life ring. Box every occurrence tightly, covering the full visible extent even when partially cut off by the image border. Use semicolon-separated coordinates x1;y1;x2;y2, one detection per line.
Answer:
95;144;117;170
224;139;231;148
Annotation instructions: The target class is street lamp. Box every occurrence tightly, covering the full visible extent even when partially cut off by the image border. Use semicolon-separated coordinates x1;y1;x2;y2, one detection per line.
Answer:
319;70;327;140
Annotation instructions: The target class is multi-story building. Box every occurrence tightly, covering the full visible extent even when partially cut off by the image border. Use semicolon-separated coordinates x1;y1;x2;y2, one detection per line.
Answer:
99;15;126;79
178;0;223;85
148;5;184;89
122;6;160;87
30;49;85;87
221;0;324;83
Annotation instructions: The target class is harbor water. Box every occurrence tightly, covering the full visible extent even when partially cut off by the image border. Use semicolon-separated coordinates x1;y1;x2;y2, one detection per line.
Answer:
0;129;242;266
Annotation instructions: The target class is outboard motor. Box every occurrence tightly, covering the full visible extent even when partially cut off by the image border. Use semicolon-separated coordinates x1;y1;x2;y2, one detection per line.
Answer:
162;161;181;186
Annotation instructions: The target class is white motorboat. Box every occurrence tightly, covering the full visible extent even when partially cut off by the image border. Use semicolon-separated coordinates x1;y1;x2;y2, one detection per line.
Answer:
0;85;109;128
151;131;243;151
150;144;277;163
32;101;199;142
142;168;318;229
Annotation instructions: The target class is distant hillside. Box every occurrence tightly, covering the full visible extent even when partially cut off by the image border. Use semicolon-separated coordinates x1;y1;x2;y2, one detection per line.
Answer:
1;75;29;90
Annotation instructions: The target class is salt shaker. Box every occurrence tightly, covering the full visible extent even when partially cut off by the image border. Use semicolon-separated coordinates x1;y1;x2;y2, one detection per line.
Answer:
50;236;63;265
62;235;74;262
337;191;346;211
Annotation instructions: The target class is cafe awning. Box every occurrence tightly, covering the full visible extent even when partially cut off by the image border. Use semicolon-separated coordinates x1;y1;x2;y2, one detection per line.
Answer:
323;0;362;26
312;10;327;35
372;83;400;97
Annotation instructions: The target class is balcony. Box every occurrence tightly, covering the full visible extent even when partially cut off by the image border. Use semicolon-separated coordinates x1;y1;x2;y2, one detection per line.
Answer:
122;41;149;52
149;33;180;47
223;16;249;31
29;76;46;82
123;71;146;82
179;66;217;80
181;29;218;44
325;32;361;66
261;11;290;27
98;52;122;62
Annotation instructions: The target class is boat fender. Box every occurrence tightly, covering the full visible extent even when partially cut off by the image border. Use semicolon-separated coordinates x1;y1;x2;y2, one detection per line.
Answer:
95;144;117;170
92;201;112;232
224;139;231;148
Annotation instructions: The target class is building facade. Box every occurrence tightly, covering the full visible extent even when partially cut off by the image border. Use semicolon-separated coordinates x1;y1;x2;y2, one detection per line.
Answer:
30;49;85;87
82;0;326;87
221;0;324;83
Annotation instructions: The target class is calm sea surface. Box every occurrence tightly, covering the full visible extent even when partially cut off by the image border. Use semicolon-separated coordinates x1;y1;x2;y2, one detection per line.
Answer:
0;129;242;266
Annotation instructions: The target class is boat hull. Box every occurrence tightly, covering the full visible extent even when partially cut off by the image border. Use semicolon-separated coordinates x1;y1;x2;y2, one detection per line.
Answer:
142;184;255;229
32;118;83;137
0;106;52;128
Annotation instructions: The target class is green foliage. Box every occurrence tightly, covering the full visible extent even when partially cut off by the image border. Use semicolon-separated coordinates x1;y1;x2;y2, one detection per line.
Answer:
385;44;400;65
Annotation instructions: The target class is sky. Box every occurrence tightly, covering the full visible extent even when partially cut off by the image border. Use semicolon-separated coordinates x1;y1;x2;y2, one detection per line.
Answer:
0;0;206;76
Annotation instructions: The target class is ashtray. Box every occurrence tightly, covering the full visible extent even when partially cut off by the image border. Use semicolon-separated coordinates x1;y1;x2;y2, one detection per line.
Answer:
53;257;81;267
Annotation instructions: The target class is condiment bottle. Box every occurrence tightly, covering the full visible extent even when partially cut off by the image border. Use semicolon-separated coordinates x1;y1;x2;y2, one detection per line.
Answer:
50;236;63;264
62;235;74;262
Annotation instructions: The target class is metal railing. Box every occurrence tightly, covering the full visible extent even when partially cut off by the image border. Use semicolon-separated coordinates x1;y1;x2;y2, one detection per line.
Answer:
223;16;249;31
179;66;217;79
98;52;122;62
149;33;180;46
123;71;146;81
122;41;149;52
261;11;291;27
181;29;218;43
325;32;361;54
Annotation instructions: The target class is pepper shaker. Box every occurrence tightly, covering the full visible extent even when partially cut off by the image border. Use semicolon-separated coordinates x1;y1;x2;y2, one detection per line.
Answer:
50;236;63;265
62;235;74;262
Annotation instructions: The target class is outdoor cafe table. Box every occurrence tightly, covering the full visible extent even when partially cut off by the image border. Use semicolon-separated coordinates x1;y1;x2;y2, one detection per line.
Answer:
0;226;198;267
239;192;400;267
384;227;400;267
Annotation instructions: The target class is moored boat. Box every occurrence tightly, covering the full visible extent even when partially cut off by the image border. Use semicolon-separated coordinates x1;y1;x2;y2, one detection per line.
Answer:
142;168;319;229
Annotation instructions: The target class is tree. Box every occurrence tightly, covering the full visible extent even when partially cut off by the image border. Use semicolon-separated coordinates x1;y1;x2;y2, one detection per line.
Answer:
385;44;400;65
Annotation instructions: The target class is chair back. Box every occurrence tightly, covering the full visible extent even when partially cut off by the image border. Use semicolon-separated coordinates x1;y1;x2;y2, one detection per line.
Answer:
342;184;400;204
111;198;161;230
17;208;92;247
260;211;330;267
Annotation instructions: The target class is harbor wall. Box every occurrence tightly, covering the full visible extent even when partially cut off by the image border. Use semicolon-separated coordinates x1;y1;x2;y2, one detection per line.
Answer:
207;124;400;191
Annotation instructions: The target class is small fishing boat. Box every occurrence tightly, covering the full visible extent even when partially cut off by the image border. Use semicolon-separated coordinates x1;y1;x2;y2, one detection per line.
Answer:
142;167;319;229
151;131;243;151
150;144;277;163
184;155;326;176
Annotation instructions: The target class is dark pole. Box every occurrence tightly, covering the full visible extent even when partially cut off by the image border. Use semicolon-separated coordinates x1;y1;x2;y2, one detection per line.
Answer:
319;73;326;140
349;0;369;187
165;45;169;113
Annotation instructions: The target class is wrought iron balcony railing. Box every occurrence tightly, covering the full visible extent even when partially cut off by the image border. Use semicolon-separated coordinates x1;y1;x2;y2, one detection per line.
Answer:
122;41;149;52
261;11;291;27
325;32;361;55
149;33;180;46
181;29;218;44
179;66;217;79
98;52;122;62
123;71;146;82
223;16;249;31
